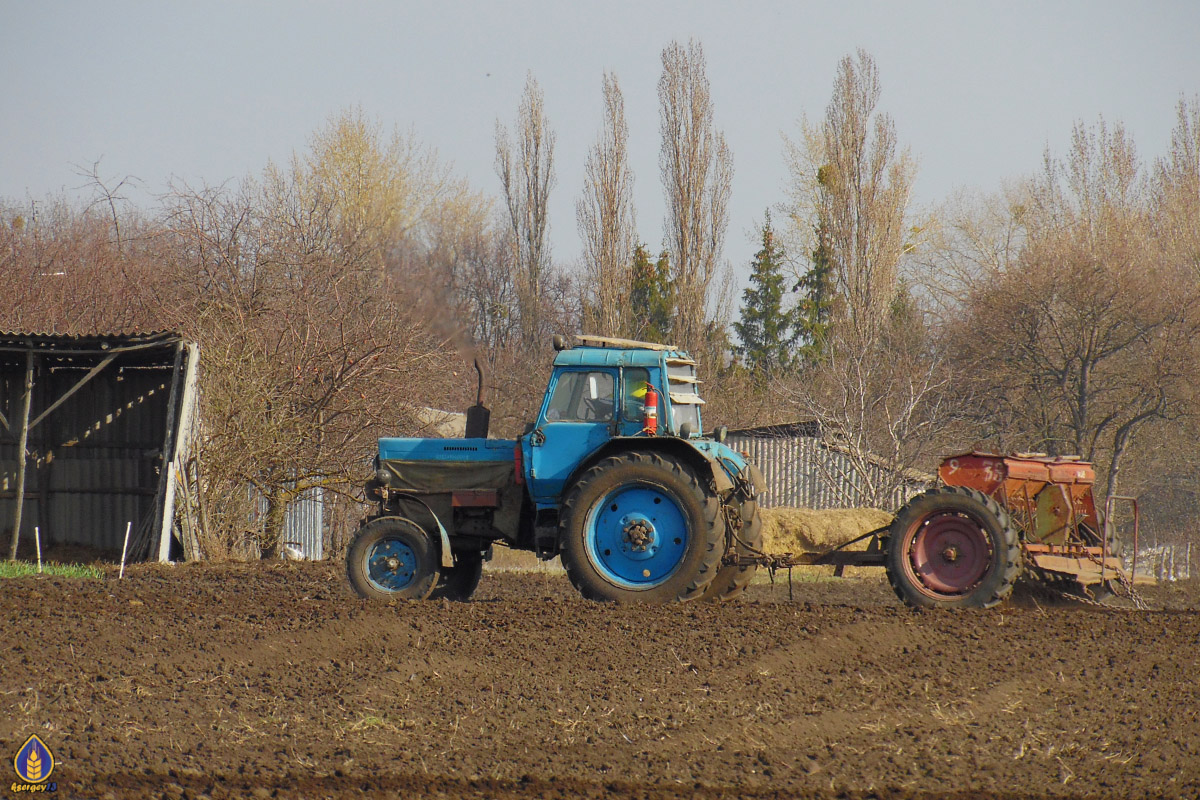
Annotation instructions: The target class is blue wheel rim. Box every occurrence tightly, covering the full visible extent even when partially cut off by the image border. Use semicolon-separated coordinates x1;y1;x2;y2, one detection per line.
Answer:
584;484;689;589
366;537;419;592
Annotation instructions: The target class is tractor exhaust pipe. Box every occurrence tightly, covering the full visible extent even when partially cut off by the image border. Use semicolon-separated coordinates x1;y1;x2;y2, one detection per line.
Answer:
465;356;491;439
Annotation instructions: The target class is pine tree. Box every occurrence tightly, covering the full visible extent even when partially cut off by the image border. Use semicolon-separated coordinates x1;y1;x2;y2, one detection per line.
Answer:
629;244;674;344
734;214;798;374
794;220;836;364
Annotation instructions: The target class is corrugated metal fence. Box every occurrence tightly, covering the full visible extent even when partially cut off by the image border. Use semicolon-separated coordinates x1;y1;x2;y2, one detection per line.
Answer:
249;487;325;560
727;430;928;511
282;488;324;560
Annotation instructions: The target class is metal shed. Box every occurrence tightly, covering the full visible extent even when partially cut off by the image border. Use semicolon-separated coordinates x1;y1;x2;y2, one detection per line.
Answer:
726;422;930;510
0;332;198;563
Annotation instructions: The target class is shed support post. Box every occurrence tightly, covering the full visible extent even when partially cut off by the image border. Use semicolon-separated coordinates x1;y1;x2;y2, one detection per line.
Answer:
155;341;187;562
7;349;34;561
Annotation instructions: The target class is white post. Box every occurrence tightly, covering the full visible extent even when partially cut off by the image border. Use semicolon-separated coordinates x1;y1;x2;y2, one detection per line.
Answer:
158;342;200;563
119;521;132;579
34;526;41;574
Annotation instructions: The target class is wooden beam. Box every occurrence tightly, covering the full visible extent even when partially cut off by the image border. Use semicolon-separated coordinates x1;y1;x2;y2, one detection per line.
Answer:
27;353;116;432
7;350;34;561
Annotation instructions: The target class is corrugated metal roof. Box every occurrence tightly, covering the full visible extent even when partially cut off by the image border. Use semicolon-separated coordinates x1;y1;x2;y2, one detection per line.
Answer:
0;331;187;368
0;329;180;342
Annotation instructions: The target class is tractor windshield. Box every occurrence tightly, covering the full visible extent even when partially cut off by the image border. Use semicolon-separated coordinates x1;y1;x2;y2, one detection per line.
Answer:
545;370;615;422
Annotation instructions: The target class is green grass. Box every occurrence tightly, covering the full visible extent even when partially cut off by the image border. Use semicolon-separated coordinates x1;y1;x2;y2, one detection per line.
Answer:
0;561;105;579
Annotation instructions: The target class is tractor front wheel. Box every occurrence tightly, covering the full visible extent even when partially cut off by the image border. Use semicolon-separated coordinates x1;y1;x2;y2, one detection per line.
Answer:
347;516;440;601
560;452;724;603
885;487;1021;609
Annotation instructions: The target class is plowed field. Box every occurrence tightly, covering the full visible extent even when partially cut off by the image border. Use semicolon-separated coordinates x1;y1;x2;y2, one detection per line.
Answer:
3;563;1199;799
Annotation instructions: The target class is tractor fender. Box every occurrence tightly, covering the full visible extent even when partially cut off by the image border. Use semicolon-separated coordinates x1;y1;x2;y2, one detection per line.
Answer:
389;492;455;568
564;437;745;498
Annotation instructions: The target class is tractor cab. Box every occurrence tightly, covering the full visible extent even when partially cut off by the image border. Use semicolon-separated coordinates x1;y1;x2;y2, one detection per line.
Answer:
521;335;735;506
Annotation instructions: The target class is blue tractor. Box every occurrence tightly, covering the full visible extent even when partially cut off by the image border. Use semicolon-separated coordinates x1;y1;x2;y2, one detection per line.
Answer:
347;335;765;603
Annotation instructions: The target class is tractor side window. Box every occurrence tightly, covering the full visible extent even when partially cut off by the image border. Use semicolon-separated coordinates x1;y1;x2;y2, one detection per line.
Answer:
545;371;615;422
621;368;650;421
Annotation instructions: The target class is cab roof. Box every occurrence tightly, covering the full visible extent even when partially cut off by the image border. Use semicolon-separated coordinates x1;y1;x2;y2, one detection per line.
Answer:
551;335;695;368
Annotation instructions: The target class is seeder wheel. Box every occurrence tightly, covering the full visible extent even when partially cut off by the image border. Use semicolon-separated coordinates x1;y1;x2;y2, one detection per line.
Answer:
885;487;1022;609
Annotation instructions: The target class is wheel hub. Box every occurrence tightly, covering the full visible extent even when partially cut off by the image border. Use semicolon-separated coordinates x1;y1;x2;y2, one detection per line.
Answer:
908;512;992;596
622;518;656;551
366;537;419;592
584;485;688;589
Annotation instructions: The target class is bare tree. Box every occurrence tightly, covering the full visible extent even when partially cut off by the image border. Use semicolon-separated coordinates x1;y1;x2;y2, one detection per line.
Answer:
496;73;556;346
784;49;915;338
783;314;950;510
908;187;1029;327
0;196;167;334
454;218;520;358
942;119;1200;500
154;110;482;558
577;73;637;336
161;174;460;558
1154;96;1200;278
658;39;733;354
74;159;141;254
266;108;476;280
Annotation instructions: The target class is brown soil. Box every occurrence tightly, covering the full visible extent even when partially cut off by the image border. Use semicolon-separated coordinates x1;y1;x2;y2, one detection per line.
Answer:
2;563;1199;800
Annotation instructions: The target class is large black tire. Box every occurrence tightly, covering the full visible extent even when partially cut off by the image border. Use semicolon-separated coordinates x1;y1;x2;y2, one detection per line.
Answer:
429;550;484;602
885;487;1022;609
347;516;440;601
700;500;762;602
560;452;725;603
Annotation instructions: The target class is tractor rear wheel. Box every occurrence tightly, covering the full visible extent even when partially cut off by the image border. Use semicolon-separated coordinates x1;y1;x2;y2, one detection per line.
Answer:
430;550;484;602
347;516;440;601
560;452;725;603
701;500;762;602
885;487;1021;609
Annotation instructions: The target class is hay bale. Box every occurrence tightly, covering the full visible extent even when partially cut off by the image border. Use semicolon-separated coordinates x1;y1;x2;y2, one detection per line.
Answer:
760;507;894;579
761;507;892;553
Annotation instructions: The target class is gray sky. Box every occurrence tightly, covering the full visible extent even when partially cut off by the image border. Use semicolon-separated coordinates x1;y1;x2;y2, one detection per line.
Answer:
3;1;1198;291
